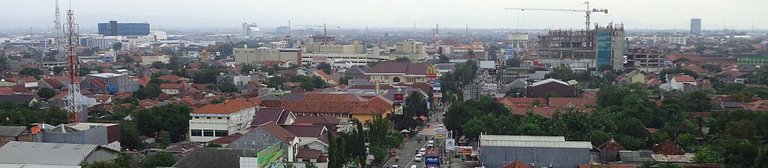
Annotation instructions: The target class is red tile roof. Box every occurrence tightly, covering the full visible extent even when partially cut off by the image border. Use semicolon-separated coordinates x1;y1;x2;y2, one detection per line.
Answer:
210;133;243;145
294;115;341;126
259;121;296;142
598;139;625;151
158;75;183;83
498;97;547;108
43;78;65;89
548;97;597;108
503;160;529;168
159;83;184;90
193;99;258;114
283;125;325;138
252;108;290;126
674;75;696;83
0;87;14;95
653;140;683;155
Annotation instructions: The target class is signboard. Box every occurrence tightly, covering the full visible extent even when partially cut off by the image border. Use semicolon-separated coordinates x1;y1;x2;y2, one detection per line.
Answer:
433;92;443;98
432;87;441;91
434;80;441;87
445;138;456;151
426;65;438;79
435;128;448;139
394;93;404;103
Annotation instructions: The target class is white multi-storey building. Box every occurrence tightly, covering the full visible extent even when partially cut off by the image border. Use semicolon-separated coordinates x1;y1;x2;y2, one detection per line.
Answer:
189;99;258;143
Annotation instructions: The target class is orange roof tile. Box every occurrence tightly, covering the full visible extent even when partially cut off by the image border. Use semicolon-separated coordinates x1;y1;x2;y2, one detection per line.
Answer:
193;99;258;114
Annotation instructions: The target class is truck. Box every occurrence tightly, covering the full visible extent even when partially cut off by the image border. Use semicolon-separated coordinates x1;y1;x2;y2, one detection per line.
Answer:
424;148;441;168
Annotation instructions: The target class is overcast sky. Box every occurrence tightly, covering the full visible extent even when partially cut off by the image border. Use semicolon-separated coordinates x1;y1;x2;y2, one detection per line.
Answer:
1;0;765;31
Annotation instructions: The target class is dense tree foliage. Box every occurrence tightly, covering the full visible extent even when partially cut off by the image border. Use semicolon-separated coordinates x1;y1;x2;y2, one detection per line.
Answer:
0;103;68;126
19;67;43;77
143;152;176;168
317;62;333;74
37;87;57;99
135;104;192;142
329;115;403;167
393;92;427;130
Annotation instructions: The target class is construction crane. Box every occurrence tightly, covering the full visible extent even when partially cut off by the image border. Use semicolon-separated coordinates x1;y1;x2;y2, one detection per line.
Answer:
296;23;340;36
506;1;607;31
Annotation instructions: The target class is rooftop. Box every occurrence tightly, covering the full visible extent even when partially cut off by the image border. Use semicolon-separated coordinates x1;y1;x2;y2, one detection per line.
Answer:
193;99;258;115
0;141;104;166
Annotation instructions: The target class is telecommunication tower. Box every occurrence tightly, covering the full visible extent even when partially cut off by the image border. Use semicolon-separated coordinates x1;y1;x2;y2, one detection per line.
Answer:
66;9;83;123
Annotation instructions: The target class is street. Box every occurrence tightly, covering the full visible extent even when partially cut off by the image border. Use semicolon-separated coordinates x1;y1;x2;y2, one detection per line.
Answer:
383;105;446;168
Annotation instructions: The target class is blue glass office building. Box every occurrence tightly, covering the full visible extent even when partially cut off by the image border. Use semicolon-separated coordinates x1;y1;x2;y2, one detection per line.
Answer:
98;21;150;36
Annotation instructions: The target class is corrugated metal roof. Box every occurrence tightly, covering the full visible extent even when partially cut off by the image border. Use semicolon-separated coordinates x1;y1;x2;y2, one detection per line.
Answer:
481;140;592;149
0;126;26;137
530;78;570;87
0;141;99;166
480;135;565;142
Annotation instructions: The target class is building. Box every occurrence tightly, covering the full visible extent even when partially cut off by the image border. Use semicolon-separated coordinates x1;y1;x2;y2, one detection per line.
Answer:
670;75;697;91
260;93;395;123
534;25;625;70
691;18;702;35
80;73;138;94
228;121;299;163
302;53;391;68
189;99;258;142
479;135;592;168
364;62;430;85
624;48;664;72
234;47;301;65
508;33;529;51
32;123;121;149
394;39;427;55
526;78;578;98
304;38;364;54
0;126;30;147
98;21;150;36
595;24;626;70
0;141;121;167
159;83;183;95
173;148;260;168
140;55;171;65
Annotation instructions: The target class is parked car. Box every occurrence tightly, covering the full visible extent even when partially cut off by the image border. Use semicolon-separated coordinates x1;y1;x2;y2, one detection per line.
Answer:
418;148;426;155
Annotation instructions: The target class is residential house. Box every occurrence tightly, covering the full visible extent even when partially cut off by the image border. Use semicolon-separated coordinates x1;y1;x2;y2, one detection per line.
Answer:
80;73;138;94
284;125;329;154
669;75;697;91
526;78;578;98
228;121;299;163
620;70;646;84
0;94;36;105
140;55;171;65
159;83;184;95
294;115;342;132
0;141;121;167
0;126;31;147
314;70;338;85
251;108;297;126
364;62;430;85
38;78;66;90
189;99;258;142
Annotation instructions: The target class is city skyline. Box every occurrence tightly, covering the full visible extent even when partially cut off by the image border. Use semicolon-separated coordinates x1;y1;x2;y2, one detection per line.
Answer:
0;0;766;31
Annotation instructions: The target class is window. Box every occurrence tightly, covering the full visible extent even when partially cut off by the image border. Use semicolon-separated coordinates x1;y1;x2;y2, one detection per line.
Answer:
392;77;401;83
217;117;223;119
215;130;229;137
206;117;211;119
191;129;202;136
203;130;214;137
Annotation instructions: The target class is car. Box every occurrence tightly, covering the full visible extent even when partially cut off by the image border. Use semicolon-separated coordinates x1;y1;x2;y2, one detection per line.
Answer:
391;165;399;168
438;124;444;127
411;165;418;168
427;140;435;147
414;154;423;162
418;148;426;155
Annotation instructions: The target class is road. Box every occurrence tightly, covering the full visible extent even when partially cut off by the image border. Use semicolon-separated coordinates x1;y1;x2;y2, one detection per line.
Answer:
384;104;447;168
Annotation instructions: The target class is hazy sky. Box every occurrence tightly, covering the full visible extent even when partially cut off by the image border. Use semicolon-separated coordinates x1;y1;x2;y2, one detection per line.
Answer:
1;0;765;31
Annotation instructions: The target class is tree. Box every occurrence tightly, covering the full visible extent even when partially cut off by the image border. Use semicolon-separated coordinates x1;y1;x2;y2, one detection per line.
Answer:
217;81;238;93
370;145;388;165
112;42;123;51
119;122;143;151
134;104;192;142
143;152;176;168
305;162;319;168
327;132;348;168
240;64;256;75
546;67;576;81
151;61;167;69
439;54;450;63
267;76;287;89
53;66;65;75
317;62;333;74
19;67;43;77
193;69;221;84
37;87;56;99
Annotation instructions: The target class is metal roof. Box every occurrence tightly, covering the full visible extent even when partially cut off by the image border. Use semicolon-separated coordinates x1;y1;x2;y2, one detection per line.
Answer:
530;78;570;87
480;135;565;142
480;140;592;149
0;141;99;166
0;126;26;137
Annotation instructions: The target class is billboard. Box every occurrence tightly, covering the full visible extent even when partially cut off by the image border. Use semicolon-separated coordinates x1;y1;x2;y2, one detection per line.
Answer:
445;138;456;151
435;128;448;139
394;93;404;103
